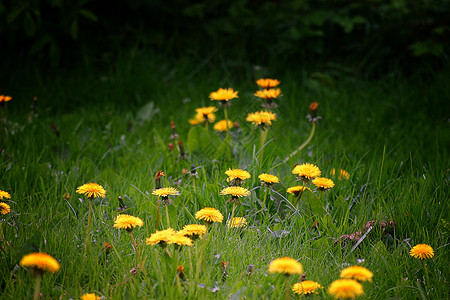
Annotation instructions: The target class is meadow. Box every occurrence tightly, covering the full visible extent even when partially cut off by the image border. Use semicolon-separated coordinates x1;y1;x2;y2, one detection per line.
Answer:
0;54;449;299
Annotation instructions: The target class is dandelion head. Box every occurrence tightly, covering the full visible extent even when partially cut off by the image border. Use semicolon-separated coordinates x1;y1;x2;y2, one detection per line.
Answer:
330;168;350;180
0;95;12;103
292;163;321;181
410;244;434;260
328;279;364;299
227;217;248;228
195;207;223;224
209;88;238;102
213;120;234;132
80;293;101;300
258;173;280;185
256;78;280;89
0;190;11;200
220;186;251;203
340;265;373;282
225;169;251;181
76;183;106;199
0;202;10;215
292;280;322;295
268;257;303;275
152;187;180;201
312;177;335;191
113;214;143;232
167;234;193;247
246;111;277;127
287;186;309;197
146;228;176;247
20;252;60;274
254;88;282;100
180;224;207;239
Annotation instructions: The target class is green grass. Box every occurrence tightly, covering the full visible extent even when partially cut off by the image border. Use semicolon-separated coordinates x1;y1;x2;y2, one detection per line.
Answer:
1;52;449;299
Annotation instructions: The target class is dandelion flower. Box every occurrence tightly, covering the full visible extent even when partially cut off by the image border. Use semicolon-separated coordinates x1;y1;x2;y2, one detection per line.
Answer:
180;224;207;239
331;168;350;180
268;257;303;275
220;186;251;203
195;207;223;224
254;88;282;100
246;111;277;127
214;120;234;132
410;244;434;260
0;95;12;103
292;280;322;295
256;78;280;89
292;163;321;181
340;266;373;282
0;190;11;200
76;183;106;199
259;173;279;185
227;217;247;228
312;177;335;190
225;169;251;182
167;234;193;247
152;187;180;201
146;228;175;246
113;214;143;231
20;253;60;274
0;202;10;215
81;293;101;300
209;88;238;102
190;106;217;124
287;186;309;197
328;279;363;299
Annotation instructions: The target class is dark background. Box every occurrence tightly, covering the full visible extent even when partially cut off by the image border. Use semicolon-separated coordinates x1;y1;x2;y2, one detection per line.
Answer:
1;0;449;77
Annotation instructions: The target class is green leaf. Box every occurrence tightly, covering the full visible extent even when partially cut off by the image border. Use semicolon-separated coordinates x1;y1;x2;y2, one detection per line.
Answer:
78;9;98;22
186;126;220;155
23;12;36;36
70;18;78;40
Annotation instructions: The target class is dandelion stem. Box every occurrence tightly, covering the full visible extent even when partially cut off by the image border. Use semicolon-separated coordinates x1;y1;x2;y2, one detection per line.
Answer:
422;260;430;288
262;188;268;210
84;198;93;257
283;121;316;164
165;205;170;228
229;203;237;227
129;232;152;288
195;224;210;282
258;127;269;164
33;273;42;300
155;199;160;230
223;106;231;159
285;275;291;300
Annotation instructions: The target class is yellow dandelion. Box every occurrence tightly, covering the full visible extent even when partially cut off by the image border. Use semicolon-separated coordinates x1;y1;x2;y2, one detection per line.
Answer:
76;183;106;199
188;116;202;125
181;224;207;239
191;106;217;124
287;186;309;196
227;217;247;228
246;111;277;126
256;78;280;89
0;95;12;103
340;266;373;282
292;280;322;295
152;187;180;199
209;88;238;102
20;252;60;273
268;257;303;275
146;228;175;246
330;168;350;180
410;244;434;260
0;202;10;215
195;207;223;224
220;186;251;199
292;163;321;180
113;214;143;231
81;293;101;300
258;173;280;184
312;177;335;190
328;279;364;299
225;168;251;181
254;88;282;100
167;234;193;247
214;120;234;132
0;190;11;200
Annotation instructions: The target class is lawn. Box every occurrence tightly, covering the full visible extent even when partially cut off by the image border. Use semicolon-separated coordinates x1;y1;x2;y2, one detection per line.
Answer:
0;53;449;299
